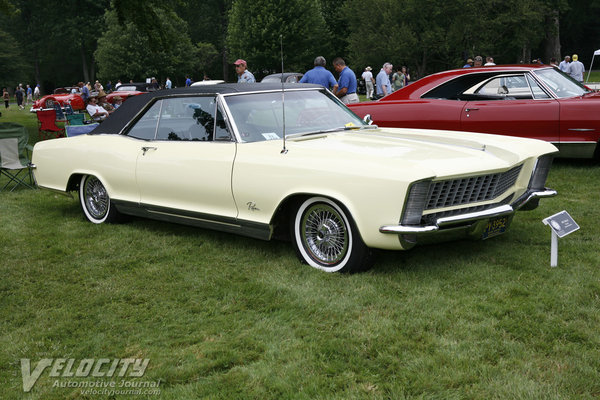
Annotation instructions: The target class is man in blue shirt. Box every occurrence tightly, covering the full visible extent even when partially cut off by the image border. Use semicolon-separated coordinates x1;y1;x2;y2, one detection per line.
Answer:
332;57;358;104
300;56;338;91
375;63;392;98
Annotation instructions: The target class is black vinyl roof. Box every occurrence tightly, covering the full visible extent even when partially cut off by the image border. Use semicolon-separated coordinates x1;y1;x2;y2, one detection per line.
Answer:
91;83;322;135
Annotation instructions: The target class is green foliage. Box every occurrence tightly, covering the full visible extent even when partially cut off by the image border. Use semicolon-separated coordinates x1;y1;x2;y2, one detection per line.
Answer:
227;0;333;74
95;9;200;84
0;28;29;90
343;0;571;77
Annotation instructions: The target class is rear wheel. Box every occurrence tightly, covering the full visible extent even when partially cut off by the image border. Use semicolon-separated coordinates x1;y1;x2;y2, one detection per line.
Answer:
79;175;121;223
291;197;373;273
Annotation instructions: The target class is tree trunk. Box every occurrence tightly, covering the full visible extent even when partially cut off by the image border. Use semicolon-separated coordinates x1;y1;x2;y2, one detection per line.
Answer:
544;9;561;64
80;41;90;83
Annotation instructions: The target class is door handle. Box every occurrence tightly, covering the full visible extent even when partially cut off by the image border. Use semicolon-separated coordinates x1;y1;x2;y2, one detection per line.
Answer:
141;146;157;155
465;108;479;112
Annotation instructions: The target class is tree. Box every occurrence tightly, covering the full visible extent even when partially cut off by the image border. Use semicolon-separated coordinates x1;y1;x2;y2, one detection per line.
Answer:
95;9;204;85
227;0;333;77
0;28;29;91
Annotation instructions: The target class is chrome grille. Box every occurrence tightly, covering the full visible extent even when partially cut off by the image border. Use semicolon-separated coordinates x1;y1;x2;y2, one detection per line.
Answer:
425;165;522;210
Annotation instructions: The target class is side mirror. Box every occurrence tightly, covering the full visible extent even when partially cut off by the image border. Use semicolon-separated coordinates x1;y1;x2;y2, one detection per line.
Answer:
363;114;373;125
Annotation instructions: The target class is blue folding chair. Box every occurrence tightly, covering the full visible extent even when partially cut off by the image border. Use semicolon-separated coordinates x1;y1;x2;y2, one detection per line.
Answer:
53;103;67;122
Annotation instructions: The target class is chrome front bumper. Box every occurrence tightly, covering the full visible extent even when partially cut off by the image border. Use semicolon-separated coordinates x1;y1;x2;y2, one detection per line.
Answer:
380;188;557;235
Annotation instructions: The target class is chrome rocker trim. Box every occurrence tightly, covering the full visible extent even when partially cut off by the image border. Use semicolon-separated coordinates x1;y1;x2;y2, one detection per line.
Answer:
380;188;557;235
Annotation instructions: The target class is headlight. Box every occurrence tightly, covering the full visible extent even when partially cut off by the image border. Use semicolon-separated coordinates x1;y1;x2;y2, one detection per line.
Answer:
529;154;554;190
401;180;431;225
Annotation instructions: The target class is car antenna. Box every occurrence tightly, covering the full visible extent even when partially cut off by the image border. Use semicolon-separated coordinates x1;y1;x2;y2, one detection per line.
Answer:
280;34;288;154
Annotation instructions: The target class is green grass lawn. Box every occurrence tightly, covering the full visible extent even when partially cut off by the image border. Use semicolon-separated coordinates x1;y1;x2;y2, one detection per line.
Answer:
1;103;600;399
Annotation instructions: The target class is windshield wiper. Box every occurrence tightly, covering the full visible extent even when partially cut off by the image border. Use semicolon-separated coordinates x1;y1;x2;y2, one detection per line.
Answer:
287;125;378;138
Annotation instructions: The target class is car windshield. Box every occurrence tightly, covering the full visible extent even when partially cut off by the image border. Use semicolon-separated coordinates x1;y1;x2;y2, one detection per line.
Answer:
223;89;369;142
117;86;138;91
533;67;589;98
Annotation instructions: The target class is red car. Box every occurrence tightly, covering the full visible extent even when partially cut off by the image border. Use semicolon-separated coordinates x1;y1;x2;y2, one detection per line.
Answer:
349;65;600;158
32;87;85;111
106;82;157;104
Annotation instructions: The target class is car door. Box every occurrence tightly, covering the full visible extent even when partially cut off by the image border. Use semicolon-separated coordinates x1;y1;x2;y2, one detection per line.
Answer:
459;74;560;142
130;96;238;218
354;99;465;131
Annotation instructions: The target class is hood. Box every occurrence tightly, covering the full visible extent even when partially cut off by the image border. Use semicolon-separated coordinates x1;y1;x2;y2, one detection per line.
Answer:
283;127;557;180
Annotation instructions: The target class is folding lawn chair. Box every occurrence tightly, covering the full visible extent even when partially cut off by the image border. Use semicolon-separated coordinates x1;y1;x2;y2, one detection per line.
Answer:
37;109;65;140
64;103;75;115
53;103;68;122
0;122;35;192
66;113;86;126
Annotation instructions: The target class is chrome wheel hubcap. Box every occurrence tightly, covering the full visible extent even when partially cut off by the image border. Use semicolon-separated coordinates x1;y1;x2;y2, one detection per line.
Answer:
84;176;108;219
302;203;348;265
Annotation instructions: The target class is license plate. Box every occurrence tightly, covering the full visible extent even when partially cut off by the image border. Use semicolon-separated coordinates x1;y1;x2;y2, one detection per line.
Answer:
482;216;509;239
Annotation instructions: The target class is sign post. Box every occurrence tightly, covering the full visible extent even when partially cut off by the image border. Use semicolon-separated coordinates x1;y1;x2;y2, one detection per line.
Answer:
542;211;580;267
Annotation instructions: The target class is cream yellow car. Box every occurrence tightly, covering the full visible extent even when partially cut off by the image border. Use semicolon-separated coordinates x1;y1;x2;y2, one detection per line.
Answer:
32;84;558;273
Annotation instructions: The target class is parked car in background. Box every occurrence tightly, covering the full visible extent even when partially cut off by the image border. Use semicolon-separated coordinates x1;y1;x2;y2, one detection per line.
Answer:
106;82;158;104
32;84;557;273
261;72;303;83
349;65;600;158
31;87;85;111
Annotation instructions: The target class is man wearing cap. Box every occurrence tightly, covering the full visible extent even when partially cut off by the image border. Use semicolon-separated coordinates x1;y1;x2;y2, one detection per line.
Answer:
463;58;473;68
361;66;374;99
332;57;358;104
299;56;338;91
234;59;255;83
567;54;585;83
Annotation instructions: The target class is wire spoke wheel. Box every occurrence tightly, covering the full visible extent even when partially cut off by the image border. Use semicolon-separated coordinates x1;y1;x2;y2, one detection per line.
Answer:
79;175;120;224
301;203;349;265
83;176;109;220
292;196;372;273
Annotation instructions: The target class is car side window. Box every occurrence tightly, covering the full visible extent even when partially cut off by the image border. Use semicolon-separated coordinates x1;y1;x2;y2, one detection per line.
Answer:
126;100;162;140
156;97;218;141
526;75;551;99
214;103;232;141
476;75;532;99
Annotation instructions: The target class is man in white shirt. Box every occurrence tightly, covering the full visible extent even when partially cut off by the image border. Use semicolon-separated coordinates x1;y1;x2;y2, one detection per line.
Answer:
559;55;571;72
86;96;109;122
361;67;374;99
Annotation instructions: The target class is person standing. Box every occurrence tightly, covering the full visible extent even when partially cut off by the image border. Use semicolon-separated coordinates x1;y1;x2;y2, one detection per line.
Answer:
391;67;406;92
567;54;585;83
3;88;9;109
361;67;374;99
299;56;338;91
165;77;172;89
185;75;192;87
34;84;40;100
332;57;358;104
234;59;256;83
26;85;33;105
78;82;90;103
463;58;473;68
559;56;571;73
473;56;483;67
14;85;24;110
484;57;496;66
375;62;393;98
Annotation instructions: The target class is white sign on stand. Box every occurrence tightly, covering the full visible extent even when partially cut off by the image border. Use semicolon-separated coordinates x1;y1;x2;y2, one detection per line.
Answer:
542;210;580;267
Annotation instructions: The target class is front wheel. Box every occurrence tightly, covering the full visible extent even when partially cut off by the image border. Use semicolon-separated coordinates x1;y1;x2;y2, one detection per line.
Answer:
291;197;374;273
79;175;121;223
